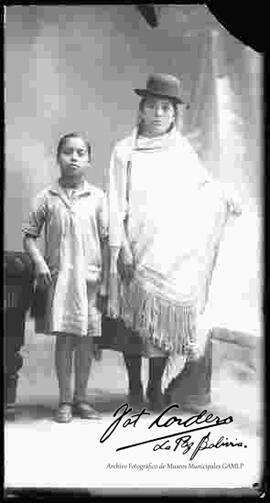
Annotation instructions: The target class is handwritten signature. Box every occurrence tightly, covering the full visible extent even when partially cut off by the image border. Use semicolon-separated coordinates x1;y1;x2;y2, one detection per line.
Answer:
99;403;247;460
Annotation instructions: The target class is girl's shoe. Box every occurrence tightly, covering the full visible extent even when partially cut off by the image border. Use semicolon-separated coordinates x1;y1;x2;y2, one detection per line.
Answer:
54;403;73;423
73;402;101;419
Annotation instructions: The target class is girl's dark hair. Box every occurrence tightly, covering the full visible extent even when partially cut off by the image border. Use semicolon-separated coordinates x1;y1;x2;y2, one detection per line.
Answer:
138;97;179;131
56;132;92;161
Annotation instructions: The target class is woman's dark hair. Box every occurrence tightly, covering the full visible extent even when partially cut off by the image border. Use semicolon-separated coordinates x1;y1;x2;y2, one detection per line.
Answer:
56;132;92;161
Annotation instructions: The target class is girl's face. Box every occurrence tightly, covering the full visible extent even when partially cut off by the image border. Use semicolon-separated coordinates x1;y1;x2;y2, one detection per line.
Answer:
139;96;176;136
57;136;90;183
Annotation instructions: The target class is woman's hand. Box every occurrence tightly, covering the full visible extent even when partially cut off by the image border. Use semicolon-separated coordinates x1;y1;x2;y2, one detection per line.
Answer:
35;260;52;289
118;250;135;282
222;185;242;216
122;263;135;282
118;241;135;282
227;197;242;217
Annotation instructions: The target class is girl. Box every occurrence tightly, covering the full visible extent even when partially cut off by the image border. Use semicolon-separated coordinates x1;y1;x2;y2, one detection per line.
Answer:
23;132;109;423
106;73;241;411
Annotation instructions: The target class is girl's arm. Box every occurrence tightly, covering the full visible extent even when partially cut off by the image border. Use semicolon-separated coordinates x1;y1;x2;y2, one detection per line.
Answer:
97;191;110;297
23;235;52;288
22;190;52;288
99;238;109;297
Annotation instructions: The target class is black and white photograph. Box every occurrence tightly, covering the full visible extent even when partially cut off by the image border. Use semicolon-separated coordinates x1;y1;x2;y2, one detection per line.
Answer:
4;3;265;496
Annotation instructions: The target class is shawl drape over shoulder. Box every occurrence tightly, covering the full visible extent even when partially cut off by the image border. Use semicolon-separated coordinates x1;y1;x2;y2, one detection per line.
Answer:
108;128;240;388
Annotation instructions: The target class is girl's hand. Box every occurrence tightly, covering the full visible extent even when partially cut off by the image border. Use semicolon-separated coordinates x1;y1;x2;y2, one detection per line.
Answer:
99;280;108;298
97;282;109;315
108;272;119;319
35;260;52;289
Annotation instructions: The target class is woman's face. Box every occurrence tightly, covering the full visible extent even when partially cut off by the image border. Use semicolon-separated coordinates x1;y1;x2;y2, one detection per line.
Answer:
140;96;176;136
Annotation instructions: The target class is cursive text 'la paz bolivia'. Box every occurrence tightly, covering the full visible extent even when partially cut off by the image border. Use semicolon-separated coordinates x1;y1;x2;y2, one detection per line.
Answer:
99;403;247;460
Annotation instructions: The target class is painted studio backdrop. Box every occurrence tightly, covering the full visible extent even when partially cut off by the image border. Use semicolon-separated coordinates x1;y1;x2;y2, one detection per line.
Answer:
4;5;264;491
5;4;262;339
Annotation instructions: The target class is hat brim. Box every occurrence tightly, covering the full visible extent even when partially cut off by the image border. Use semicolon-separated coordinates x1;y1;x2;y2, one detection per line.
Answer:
134;88;185;105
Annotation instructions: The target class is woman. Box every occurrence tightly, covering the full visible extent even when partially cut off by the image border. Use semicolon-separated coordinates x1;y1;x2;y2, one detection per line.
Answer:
106;73;240;411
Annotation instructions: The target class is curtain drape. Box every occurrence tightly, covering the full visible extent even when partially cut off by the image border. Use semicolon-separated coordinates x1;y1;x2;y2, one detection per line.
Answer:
183;27;262;337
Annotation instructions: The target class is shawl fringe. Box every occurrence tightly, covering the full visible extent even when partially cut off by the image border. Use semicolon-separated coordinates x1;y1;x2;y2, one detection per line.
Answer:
118;277;197;356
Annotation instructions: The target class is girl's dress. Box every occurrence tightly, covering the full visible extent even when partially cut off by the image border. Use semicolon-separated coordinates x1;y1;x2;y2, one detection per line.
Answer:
108;127;240;389
22;180;108;338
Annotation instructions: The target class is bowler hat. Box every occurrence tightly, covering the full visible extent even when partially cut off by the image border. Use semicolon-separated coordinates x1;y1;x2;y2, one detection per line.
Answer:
134;73;185;104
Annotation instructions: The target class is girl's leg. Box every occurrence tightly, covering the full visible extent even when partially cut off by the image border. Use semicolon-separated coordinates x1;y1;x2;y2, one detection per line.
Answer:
73;337;100;418
55;334;75;404
73;336;94;404
123;354;143;407
147;357;167;411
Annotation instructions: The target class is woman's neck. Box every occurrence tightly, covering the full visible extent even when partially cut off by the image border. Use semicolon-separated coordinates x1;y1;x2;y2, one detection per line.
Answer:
138;124;175;138
139;129;167;139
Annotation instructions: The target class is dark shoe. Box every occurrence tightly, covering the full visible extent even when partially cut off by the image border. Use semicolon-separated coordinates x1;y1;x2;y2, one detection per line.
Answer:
73;402;101;419
54;403;73;423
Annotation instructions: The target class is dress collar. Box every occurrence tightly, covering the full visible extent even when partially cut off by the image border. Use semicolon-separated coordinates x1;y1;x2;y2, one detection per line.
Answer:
49;179;92;197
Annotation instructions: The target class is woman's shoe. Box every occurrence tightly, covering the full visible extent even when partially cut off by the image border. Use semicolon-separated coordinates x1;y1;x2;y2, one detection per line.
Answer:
54;403;73;423
73;402;101;419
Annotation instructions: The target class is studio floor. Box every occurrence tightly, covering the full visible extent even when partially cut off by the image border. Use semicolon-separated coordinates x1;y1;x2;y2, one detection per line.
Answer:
4;320;264;492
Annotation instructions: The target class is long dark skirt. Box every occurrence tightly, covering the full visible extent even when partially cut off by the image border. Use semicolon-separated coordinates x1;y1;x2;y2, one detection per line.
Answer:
96;316;212;408
96;315;167;357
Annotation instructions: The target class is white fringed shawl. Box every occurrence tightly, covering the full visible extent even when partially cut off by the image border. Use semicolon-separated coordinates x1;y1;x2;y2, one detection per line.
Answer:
109;127;240;389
